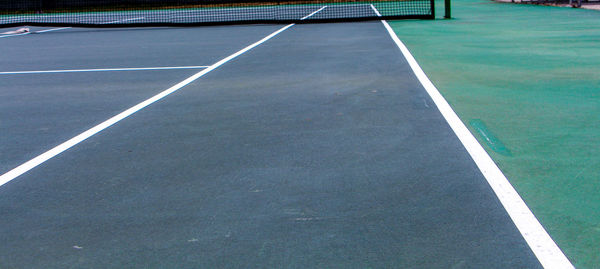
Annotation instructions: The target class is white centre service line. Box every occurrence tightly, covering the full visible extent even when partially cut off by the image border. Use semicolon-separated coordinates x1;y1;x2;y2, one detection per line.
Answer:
0;6;326;188
369;4;573;269
0;66;210;75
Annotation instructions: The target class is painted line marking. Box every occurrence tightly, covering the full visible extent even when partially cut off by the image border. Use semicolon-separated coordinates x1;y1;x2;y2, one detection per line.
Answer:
0;6;327;188
0;32;31;38
0;24;293;187
103;17;145;24
0;17;143;38
1;27;30;35
301;6;327;20
0;66;210;75
36;27;72;33
1;27;72;38
371;5;574;269
369;4;382;16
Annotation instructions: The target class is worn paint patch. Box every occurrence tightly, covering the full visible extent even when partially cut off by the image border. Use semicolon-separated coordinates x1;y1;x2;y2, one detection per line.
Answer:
469;119;512;156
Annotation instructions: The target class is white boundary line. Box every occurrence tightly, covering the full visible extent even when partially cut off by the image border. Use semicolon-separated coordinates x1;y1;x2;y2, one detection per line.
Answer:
1;26;73;38
301;6;327;20
0;24;294;187
0;6;326;188
103;17;145;24
0;17;144;38
0;66;210;75
0;32;31;38
36;27;72;33
371;5;573;269
1;27;70;38
370;4;382;16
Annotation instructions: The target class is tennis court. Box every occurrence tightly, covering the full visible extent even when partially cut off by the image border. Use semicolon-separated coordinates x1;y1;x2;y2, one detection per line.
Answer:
0;0;588;268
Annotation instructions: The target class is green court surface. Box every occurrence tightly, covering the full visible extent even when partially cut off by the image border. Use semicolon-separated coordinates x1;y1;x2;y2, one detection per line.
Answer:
389;1;600;267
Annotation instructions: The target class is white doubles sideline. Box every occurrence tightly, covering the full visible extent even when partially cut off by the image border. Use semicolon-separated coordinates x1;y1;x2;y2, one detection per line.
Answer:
0;6;326;186
370;5;574;269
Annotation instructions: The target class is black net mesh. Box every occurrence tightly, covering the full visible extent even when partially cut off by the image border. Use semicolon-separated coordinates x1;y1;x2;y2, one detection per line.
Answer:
0;0;434;27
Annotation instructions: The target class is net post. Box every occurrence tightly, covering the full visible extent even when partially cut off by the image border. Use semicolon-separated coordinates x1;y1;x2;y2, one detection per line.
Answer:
444;0;452;19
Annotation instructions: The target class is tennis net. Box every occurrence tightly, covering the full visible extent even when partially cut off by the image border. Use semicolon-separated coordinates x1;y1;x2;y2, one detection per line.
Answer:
0;0;434;27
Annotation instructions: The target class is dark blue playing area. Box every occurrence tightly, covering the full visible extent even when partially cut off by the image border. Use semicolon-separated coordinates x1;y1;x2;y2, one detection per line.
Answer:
0;19;551;268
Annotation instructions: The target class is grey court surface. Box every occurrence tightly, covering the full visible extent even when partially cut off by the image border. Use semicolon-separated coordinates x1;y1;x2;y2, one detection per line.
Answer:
1;22;541;268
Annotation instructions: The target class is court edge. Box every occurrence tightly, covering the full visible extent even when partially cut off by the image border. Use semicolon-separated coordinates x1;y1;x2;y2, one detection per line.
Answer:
377;17;573;269
0;6;571;266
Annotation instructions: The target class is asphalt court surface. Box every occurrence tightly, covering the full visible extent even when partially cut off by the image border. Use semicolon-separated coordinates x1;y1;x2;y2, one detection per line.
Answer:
1;23;542;267
0;25;282;173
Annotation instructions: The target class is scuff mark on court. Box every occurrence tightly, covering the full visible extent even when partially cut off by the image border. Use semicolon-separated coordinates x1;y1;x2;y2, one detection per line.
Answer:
469;119;512;156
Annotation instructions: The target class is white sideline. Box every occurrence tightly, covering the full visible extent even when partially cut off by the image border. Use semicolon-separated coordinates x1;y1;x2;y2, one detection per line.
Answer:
370;4;573;268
